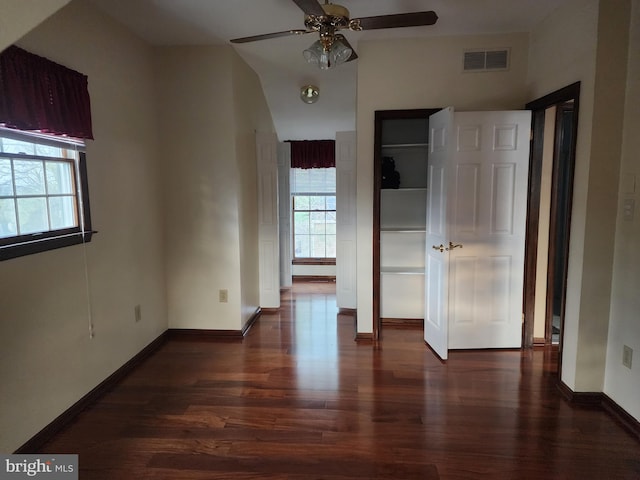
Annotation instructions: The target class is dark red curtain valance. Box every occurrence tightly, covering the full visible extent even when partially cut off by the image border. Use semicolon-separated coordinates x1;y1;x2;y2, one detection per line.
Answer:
0;45;93;139
288;140;335;169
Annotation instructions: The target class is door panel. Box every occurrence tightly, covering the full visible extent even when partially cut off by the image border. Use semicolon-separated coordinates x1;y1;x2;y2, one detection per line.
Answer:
425;109;530;355
424;108;454;360
448;111;530;349
455;164;480;235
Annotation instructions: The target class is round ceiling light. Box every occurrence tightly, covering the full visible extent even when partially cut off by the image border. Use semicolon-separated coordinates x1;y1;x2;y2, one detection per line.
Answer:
300;85;319;104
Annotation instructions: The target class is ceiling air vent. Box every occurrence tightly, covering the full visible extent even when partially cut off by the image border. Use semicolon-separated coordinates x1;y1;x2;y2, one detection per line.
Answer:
463;49;509;72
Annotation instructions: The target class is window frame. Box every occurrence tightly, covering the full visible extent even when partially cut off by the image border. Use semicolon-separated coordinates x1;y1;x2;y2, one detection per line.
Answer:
291;194;336;262
0;129;94;261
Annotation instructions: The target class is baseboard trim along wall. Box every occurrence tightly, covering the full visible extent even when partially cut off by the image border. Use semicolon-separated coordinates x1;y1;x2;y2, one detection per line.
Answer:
557;380;640;441
15;331;169;453
355;332;374;343
14;309;265;453
381;318;423;328
169;308;263;339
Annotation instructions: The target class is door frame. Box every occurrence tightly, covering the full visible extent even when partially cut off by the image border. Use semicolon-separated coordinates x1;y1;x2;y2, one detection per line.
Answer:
373;109;440;341
523;83;580;375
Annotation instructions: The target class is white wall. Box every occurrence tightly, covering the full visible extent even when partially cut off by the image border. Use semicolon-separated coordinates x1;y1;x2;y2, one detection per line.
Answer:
605;0;640;421
527;0;598;390
156;46;240;330
231;53;276;324
0;1;167;452
529;0;633;393
157;45;274;330
0;0;71;50
356;32;530;333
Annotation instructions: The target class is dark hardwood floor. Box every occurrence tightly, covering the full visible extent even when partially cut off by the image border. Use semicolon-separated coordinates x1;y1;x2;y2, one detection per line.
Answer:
39;282;639;479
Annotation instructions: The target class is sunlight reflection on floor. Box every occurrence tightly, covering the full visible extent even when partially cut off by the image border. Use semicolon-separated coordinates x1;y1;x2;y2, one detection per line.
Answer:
290;282;340;391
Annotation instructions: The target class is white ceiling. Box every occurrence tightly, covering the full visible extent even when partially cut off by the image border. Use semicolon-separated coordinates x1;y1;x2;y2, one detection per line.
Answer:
88;0;566;140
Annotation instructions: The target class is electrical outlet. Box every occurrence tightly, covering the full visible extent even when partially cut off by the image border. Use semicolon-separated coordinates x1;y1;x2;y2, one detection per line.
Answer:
219;289;228;303
134;304;142;322
89;323;95;339
622;345;633;369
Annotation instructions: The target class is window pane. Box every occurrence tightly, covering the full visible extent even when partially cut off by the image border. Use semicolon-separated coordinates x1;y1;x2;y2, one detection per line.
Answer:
17;197;48;234
294;212;309;234
0;198;17;238
294;195;310;210
14;159;46;195
295;235;310;257
326;234;337;257
36;144;63;157
46;161;75;195
326;211;336;234
326;196;336;210
309;196;325;210
310;212;325;234
310;235;326;257
0;159;13;196
0;138;35;155
49;196;77;230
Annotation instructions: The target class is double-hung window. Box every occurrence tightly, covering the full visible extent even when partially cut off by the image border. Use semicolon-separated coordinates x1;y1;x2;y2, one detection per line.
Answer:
0;128;92;260
291;167;336;261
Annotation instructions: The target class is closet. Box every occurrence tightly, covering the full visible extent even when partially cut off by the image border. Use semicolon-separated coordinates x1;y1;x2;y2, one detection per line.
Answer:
373;109;439;336
373;107;531;351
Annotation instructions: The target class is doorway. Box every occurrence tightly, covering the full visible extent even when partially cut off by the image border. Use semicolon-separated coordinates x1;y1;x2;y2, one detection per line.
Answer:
523;83;580;375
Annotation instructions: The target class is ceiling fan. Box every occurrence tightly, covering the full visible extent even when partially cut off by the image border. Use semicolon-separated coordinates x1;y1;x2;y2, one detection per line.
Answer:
230;0;438;70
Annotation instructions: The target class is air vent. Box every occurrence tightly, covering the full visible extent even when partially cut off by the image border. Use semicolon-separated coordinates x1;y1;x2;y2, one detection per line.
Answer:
463;49;509;72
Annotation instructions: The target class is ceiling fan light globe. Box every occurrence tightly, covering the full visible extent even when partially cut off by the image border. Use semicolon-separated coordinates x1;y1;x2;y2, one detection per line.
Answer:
330;39;352;66
303;49;317;64
304;39;332;69
303;40;323;65
319;51;330;69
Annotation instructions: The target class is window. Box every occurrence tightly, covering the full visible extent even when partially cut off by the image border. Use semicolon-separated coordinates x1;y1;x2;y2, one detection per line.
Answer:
0;128;92;261
291;167;336;261
293;195;336;259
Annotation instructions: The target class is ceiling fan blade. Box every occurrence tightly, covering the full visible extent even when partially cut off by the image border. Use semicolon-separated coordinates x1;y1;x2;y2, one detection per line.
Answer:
335;34;358;62
230;29;311;44
355;11;438;30
292;0;325;16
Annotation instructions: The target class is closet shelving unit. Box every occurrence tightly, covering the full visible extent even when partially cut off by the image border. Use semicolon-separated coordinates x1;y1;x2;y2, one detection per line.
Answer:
373;109;439;338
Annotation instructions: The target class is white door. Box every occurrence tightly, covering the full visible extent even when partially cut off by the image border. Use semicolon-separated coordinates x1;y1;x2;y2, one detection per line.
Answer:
256;132;280;308
424;108;454;360
425;109;531;358
336;131;357;309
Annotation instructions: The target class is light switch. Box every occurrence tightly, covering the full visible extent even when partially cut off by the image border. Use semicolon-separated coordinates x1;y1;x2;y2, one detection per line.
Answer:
623;198;635;221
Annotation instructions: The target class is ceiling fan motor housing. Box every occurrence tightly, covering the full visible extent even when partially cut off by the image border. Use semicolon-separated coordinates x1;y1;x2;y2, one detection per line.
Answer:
304;2;361;51
304;3;350;32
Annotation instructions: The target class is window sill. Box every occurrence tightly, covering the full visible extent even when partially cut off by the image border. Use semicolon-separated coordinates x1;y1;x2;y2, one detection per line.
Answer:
0;230;97;262
292;258;336;266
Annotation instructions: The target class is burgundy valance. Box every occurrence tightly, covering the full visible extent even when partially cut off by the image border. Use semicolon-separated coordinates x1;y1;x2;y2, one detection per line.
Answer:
288;140;335;169
0;45;93;139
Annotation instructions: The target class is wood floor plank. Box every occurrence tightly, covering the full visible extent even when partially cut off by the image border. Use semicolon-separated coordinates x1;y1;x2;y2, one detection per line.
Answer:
36;282;640;479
